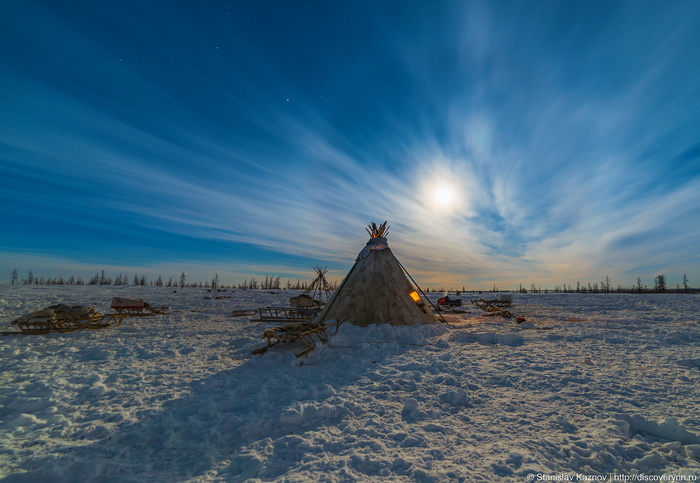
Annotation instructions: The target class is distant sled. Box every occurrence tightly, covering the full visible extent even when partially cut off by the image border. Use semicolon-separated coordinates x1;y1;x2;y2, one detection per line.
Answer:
110;297;169;317
471;297;526;323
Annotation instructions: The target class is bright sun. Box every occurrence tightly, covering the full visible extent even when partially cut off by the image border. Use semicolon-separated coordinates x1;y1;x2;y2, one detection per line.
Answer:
435;187;452;205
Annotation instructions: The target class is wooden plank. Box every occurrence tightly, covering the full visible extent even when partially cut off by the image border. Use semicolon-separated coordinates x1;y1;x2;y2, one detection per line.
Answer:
295;344;316;358
251;340;280;355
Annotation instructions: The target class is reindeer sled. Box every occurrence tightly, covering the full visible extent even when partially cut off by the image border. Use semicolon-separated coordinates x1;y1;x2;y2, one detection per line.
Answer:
251;321;335;358
471;297;526;323
9;305;126;335
246;306;321;323
110;297;169;317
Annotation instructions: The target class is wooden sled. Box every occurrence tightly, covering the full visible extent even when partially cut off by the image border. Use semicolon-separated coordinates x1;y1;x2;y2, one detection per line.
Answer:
9;305;127;335
248;306;321;323
471;299;526;323
252;321;331;357
110;297;169;317
471;298;512;309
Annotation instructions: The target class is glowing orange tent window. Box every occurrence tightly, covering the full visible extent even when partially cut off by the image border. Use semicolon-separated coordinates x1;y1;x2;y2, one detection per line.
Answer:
409;291;421;302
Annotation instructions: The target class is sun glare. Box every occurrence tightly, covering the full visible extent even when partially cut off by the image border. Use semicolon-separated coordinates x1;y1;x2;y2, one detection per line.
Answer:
435;187;452;205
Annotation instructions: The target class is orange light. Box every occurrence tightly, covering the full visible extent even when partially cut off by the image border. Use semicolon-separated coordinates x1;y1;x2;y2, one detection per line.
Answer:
409;291;421;302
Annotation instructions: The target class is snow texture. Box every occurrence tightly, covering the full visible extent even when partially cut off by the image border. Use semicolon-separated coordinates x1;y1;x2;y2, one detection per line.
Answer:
1;286;699;481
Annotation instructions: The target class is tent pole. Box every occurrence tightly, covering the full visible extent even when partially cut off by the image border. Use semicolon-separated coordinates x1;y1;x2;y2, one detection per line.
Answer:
313;261;358;323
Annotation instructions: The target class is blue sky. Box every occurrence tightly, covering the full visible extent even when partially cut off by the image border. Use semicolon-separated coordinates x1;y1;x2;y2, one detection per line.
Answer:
1;1;699;289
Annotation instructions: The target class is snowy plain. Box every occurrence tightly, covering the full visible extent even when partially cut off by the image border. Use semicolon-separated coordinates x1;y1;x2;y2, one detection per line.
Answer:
1;285;699;482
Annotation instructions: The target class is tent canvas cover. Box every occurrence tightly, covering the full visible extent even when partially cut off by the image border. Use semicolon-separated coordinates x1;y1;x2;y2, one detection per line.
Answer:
314;222;437;327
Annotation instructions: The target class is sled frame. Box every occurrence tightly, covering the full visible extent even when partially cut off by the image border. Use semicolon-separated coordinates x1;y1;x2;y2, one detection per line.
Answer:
248;306;320;323
112;306;169;317
252;321;330;357
10;313;127;335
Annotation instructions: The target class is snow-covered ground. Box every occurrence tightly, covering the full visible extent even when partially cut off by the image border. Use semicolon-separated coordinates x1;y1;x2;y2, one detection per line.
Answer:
1;286;699;482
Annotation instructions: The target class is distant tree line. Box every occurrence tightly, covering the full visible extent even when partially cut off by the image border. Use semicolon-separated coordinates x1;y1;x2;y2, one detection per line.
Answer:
236;276;279;290
9;268;691;294
527;274;693;294
8;269;232;288
8;269;340;291
422;274;696;294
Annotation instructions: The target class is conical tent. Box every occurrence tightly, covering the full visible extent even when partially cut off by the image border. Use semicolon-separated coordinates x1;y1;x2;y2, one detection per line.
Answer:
290;267;334;307
314;222;438;327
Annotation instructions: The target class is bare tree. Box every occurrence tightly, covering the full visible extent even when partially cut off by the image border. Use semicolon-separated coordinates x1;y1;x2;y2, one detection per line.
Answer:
654;274;666;293
683;274;689;293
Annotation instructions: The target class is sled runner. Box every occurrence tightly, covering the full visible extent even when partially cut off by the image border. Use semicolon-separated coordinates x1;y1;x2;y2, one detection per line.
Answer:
231;309;258;318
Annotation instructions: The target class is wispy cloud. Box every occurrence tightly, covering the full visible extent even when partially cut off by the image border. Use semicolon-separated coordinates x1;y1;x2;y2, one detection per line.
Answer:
1;1;699;288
